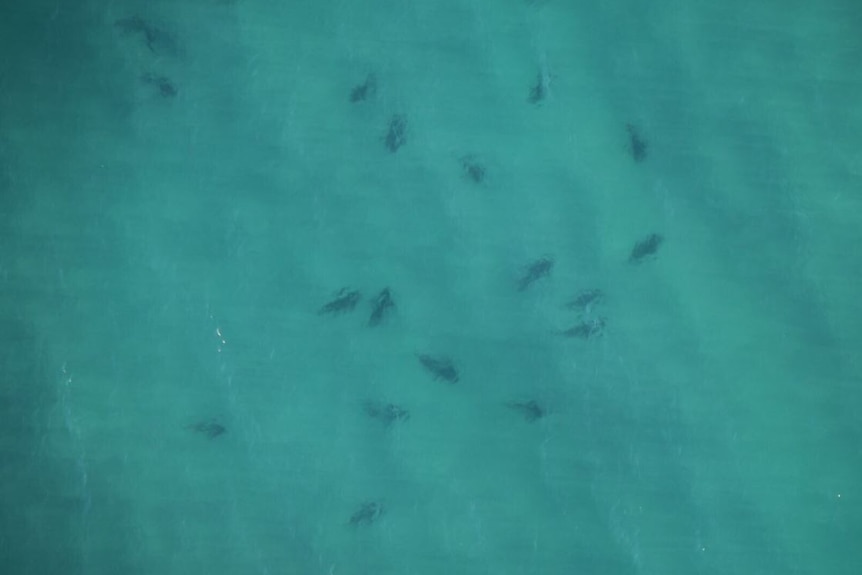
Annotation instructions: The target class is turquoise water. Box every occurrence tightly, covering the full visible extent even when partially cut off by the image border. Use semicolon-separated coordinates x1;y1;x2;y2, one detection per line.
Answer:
1;0;860;573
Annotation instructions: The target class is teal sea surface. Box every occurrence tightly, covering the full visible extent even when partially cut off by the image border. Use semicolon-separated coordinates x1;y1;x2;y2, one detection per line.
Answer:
1;0;860;573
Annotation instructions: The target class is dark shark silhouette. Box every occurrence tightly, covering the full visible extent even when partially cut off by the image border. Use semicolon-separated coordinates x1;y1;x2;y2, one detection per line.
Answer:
517;257;553;291
350;74;377;103
384;115;407;152
318;288;361;315
185;419;226;439
561;317;606;339
566;289;603;312
364;401;409;426
115;16;179;56
348;501;384;527
417;354;459;383
368;288;395;326
626;123;647;162
505;400;547;422
629;233;663;263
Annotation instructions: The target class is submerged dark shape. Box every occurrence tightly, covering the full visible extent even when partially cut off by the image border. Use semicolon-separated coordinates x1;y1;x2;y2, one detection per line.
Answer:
368;288;395;326
628;233;663;263
364;401;410;426
318;288;361;315
506;400;547;422
562;317;606;339
114;16;178;56
186;419;226;439
517;256;554;291
566;289;604;312
626;123;647;162
141;73;177;97
350;74;377;103
528;71;548;104
417;354;459;383
384;115;407;152
460;155;486;184
348;501;384;527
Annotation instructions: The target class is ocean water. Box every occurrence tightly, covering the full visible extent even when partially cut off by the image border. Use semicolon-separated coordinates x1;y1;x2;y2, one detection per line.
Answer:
1;0;860;574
